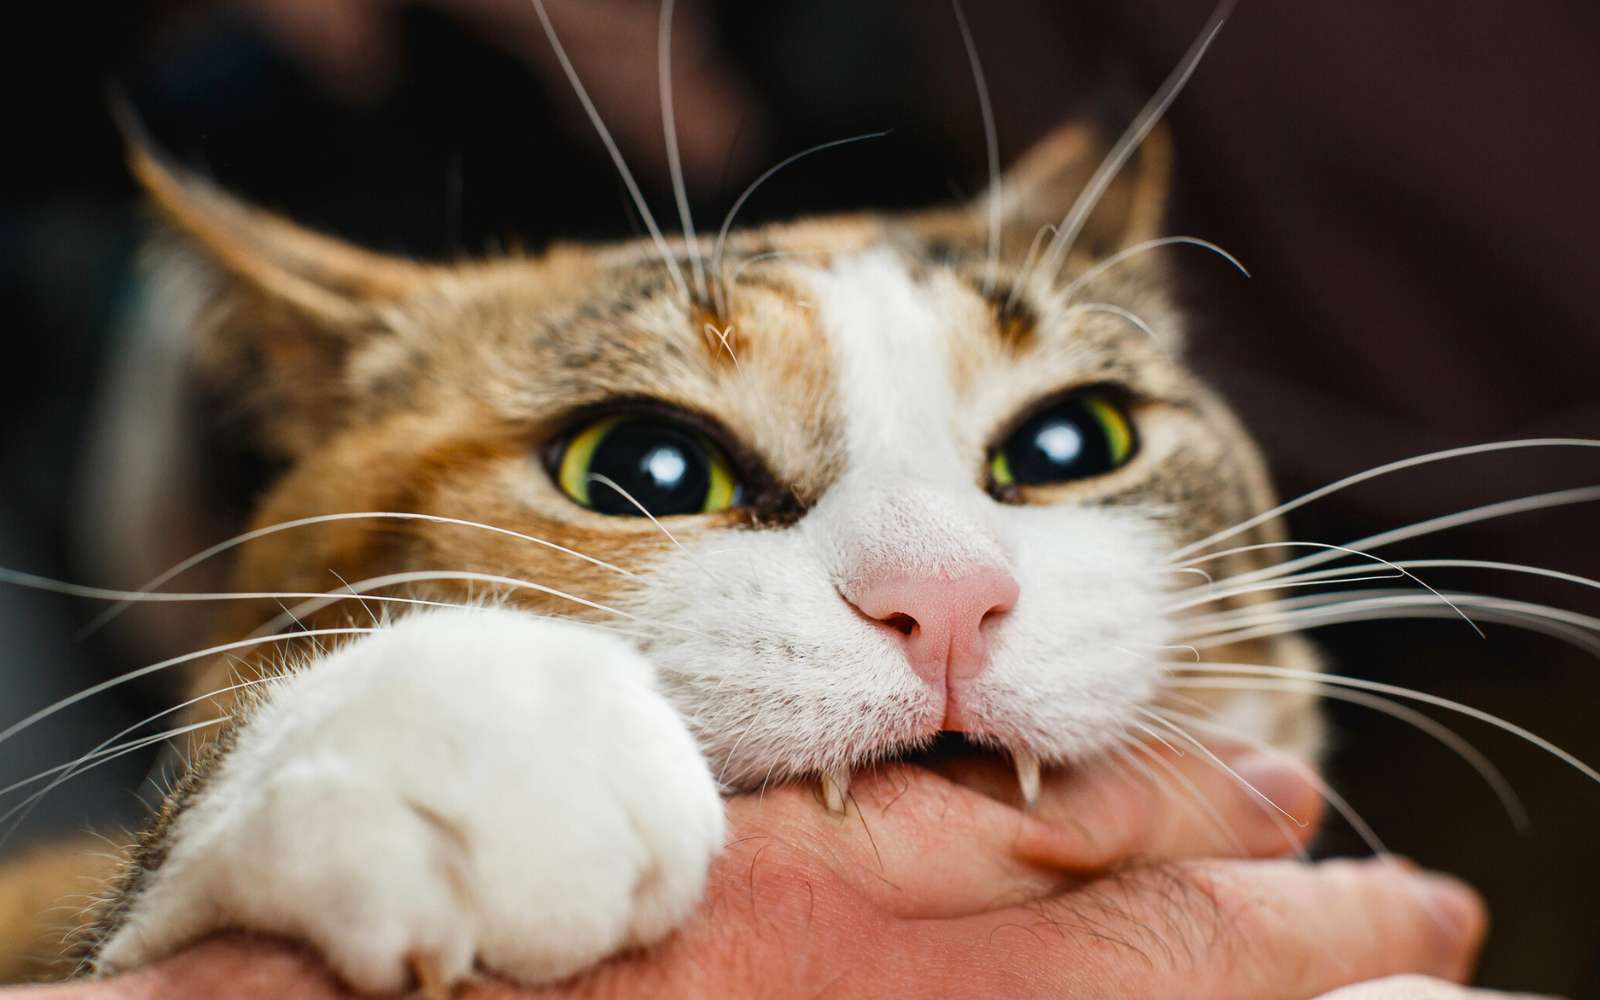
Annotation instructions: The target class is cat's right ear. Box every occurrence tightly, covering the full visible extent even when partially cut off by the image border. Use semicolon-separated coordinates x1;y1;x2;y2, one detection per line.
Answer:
986;120;1172;262
127;137;429;459
903;119;1173;279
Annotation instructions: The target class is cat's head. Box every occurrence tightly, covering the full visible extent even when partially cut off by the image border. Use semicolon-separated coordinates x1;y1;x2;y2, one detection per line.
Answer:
135;121;1320;798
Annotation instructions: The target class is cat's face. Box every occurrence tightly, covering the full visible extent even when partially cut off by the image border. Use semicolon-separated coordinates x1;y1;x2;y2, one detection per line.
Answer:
141;123;1318;798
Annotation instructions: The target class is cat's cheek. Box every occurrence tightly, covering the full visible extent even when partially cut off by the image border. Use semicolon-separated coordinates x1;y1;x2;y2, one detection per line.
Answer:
92;605;725;991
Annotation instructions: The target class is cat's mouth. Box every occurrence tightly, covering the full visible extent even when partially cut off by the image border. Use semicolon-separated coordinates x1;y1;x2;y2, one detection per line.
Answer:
820;731;1045;813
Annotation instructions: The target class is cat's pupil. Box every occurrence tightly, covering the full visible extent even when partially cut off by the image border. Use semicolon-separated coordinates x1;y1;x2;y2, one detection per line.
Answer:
588;422;711;516
1000;396;1128;485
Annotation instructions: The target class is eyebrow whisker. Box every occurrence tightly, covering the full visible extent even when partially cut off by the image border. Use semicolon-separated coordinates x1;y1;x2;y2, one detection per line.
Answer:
711;131;890;316
952;0;1002;296
529;0;690;302
659;0;707;303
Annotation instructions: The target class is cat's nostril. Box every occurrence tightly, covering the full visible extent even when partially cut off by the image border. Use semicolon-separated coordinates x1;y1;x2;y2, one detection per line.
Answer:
882;612;918;637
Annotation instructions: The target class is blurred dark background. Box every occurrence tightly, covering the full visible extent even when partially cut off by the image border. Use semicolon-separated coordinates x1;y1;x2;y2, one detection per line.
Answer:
3;0;1599;992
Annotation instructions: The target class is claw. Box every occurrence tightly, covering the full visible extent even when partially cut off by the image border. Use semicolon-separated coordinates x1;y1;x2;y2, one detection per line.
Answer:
820;769;850;814
1013;748;1041;807
408;951;451;1000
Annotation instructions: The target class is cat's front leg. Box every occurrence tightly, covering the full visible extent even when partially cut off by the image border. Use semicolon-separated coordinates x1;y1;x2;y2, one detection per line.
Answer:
91;605;725;992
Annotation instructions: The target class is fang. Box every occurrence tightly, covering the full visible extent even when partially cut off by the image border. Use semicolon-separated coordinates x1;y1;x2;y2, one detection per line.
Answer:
1013;749;1041;807
821;770;850;814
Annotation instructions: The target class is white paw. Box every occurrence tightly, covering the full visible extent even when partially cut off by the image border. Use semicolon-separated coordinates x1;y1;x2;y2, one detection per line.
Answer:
96;606;725;991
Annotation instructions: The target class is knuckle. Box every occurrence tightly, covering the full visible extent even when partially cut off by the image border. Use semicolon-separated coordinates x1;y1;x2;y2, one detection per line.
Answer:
708;834;839;933
1170;859;1330;992
1024;862;1237;982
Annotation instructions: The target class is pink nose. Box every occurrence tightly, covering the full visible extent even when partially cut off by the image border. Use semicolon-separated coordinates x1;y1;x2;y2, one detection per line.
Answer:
852;569;1020;687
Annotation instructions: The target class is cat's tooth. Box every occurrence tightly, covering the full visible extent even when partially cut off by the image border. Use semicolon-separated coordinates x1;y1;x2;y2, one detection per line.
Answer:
820;769;850;814
1013;748;1042;808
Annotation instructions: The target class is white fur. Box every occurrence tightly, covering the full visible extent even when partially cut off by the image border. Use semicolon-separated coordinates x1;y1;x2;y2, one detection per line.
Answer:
630;251;1174;786
95;606;724;990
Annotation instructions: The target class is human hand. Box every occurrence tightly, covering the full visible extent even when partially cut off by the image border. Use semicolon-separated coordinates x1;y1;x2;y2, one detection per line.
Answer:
10;742;1488;999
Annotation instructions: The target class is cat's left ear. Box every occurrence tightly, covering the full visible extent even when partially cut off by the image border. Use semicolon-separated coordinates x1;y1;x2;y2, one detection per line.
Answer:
129;141;430;458
132;146;427;323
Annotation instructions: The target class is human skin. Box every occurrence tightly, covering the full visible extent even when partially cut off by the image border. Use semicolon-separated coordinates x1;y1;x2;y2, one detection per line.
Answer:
9;744;1488;999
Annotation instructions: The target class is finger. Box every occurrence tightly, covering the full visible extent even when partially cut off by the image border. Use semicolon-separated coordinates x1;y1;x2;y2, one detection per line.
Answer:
906;856;1487;999
719;741;1325;920
16;936;352;1000
719;766;1077;918
1013;739;1325;870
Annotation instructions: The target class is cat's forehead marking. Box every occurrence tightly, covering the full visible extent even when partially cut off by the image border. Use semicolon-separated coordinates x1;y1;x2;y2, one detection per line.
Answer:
806;248;975;482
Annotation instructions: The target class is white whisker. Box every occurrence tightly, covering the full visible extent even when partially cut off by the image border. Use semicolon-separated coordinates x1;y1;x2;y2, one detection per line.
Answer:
1177;590;1600;658
703;320;744;374
1187;487;1600;600
1153;706;1415;936
1065;302;1169;354
1277;486;1600;586
0;674;288;845
529;0;690;301
658;0;705;301
328;569;380;628
728;249;827;293
1134;709;1309;828
1166;674;1529;832
0;707;236;801
710;131;890;315
1008;223;1056;297
254;570;708;642
1120;732;1300;860
1114;641;1203;662
0;629;371;751
1108;738;1163;791
1168;663;1600;787
587;473;711;579
1023;0;1234;300
1061;235;1248;304
0;717;231;847
1174;441;1600;562
1173;541;1482;637
1128;718;1186;758
1178;557;1600;615
78;510;635;639
1166;572;1403;612
951;0;1001;294
1120;739;1255;852
1189;606;1600;658
0;569;471;615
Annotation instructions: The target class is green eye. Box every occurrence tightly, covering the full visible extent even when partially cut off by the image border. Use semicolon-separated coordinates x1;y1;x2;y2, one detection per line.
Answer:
555;415;742;516
990;391;1137;488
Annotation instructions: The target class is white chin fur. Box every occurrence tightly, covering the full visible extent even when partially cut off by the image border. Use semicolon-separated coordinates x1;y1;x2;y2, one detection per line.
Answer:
629;500;1173;789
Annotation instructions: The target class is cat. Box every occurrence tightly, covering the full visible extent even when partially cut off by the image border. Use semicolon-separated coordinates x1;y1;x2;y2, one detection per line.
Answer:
0;98;1341;988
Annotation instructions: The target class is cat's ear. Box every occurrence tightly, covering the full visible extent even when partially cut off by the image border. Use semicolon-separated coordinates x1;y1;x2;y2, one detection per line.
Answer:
129;141;428;458
989;120;1172;258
